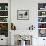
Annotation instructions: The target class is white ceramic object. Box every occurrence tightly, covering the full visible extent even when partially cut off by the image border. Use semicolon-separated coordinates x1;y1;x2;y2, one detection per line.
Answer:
40;29;45;34
21;40;25;46
0;6;1;10
45;6;46;8
5;6;8;10
40;8;44;10
42;12;45;14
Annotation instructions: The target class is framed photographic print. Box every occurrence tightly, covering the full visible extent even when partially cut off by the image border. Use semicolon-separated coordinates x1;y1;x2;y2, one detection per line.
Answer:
17;10;29;20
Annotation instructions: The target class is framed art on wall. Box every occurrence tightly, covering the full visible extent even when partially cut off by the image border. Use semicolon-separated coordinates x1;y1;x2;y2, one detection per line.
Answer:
17;10;29;20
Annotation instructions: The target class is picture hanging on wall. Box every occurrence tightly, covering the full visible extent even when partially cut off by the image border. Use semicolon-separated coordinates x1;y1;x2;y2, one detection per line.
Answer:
17;10;29;20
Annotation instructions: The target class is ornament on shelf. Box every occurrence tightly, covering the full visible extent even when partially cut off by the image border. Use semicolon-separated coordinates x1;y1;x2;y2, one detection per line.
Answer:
11;23;16;30
29;25;35;30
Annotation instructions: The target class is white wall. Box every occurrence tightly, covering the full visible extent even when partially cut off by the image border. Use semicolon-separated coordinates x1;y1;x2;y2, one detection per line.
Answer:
11;0;38;30
11;0;46;30
11;0;46;46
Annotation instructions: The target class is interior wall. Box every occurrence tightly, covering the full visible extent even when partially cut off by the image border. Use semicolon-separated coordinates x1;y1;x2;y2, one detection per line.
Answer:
11;0;46;46
11;0;38;30
11;0;46;30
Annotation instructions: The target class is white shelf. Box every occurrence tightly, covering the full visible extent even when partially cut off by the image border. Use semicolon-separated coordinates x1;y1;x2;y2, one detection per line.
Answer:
0;22;8;23
38;28;46;29
38;16;46;17
0;16;8;17
0;10;8;11
38;22;46;23
38;10;46;11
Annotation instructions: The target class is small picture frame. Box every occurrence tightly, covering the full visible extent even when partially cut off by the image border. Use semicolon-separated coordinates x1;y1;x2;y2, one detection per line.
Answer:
17;10;29;20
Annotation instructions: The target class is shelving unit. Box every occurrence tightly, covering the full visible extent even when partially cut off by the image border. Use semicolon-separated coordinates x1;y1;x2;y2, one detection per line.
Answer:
0;3;8;37
38;3;46;37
